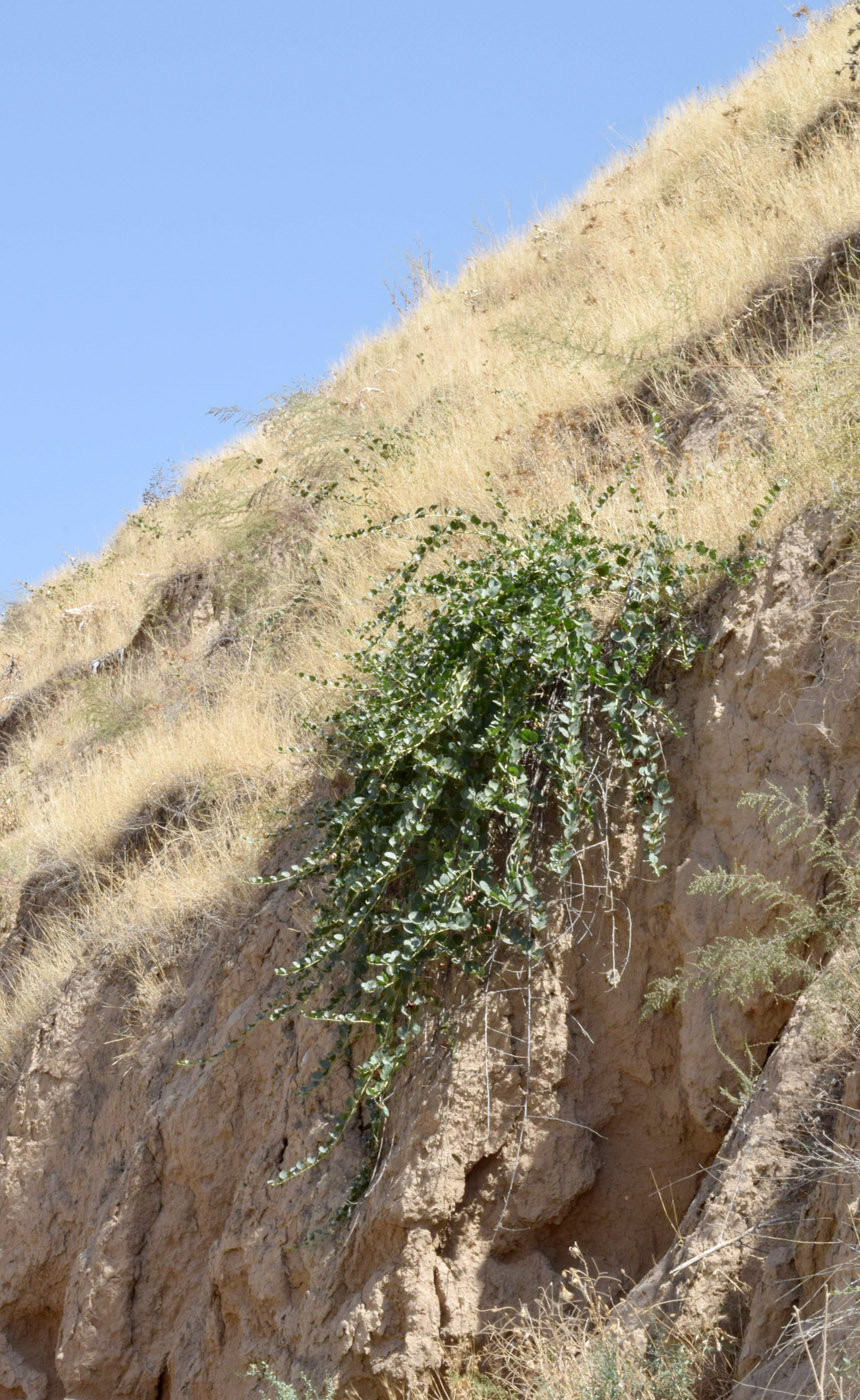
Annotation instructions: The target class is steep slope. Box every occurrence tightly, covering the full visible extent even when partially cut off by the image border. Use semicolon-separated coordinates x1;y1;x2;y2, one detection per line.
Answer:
1;9;860;1399
4;509;860;1400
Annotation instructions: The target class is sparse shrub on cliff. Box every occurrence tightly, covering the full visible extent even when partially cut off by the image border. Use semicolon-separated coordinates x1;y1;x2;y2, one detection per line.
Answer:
253;470;773;1199
77;673;152;744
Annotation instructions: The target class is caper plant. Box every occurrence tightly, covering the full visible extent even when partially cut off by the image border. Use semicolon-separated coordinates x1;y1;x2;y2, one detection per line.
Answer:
252;472;773;1200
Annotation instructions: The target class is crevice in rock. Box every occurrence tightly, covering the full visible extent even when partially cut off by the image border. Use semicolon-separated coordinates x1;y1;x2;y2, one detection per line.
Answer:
0;1311;63;1400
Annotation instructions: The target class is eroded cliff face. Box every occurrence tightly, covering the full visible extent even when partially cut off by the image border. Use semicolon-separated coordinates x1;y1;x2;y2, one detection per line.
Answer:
0;511;859;1400
622;953;860;1400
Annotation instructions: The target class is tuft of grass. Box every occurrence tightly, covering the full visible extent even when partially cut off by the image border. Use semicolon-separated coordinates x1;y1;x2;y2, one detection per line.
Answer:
76;673;152;745
750;1103;860;1399
478;1250;707;1400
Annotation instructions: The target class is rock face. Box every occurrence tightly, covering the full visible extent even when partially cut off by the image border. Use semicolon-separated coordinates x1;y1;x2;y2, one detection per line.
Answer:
1;512;859;1399
621;944;860;1399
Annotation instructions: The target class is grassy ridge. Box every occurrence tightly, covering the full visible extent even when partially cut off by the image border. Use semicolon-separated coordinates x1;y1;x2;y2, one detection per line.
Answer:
0;6;859;1056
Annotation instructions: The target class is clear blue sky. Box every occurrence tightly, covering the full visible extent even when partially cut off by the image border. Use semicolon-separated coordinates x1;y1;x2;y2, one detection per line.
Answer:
1;0;831;604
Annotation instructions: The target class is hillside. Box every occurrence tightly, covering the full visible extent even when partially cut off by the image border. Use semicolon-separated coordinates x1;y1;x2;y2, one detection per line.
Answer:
1;9;860;1399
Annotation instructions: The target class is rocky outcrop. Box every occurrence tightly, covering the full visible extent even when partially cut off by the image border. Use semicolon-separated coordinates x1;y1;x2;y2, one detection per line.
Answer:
620;945;859;1397
0;511;859;1399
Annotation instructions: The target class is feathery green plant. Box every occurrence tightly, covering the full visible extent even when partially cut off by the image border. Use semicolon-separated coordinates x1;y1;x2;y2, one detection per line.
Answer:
644;783;860;1016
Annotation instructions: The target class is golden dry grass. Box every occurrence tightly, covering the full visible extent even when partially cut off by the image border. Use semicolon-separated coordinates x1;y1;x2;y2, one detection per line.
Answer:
2;6;860;1058
442;1246;711;1400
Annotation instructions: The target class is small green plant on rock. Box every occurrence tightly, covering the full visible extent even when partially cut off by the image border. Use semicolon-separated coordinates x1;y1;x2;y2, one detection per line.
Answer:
247;1362;337;1400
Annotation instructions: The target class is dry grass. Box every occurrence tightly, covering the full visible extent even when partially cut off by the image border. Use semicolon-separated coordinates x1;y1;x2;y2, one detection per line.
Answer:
441;1228;859;1400
0;815;265;1060
454;1249;707;1400
2;6;860;1056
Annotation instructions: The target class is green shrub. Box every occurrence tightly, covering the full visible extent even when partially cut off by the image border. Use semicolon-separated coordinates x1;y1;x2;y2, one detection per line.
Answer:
247;1362;337;1400
839;3;860;83
250;469;764;1201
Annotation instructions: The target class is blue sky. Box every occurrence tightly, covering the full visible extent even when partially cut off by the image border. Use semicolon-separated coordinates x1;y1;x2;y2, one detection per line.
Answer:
1;0;830;603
